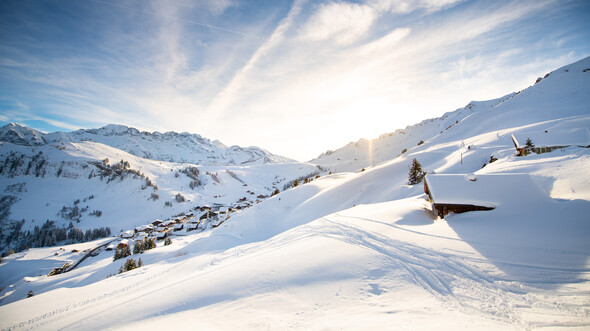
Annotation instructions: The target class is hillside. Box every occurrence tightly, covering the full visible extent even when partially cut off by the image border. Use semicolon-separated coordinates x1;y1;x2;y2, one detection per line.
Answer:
0;129;322;254
0;57;589;329
312;56;589;173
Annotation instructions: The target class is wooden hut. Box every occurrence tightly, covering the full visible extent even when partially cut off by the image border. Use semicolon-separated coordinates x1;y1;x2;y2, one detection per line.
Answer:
424;173;546;219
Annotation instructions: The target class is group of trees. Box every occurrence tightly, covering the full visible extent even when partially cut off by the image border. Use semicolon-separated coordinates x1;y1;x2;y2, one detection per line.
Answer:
90;159;158;191
119;257;142;274
132;237;157;254
175;193;186;203
0;152;47;178
113;245;131;261
182;166;202;189
282;171;321;191
1;220;111;256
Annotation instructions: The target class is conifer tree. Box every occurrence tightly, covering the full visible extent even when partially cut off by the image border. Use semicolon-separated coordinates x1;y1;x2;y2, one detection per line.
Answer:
408;158;426;185
523;138;535;155
27;290;34;298
113;247;121;261
121;245;131;259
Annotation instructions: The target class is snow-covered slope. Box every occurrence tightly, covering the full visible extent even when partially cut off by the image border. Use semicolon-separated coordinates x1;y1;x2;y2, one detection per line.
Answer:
312;57;589;172
0;123;293;165
0;57;589;329
0;134;322;254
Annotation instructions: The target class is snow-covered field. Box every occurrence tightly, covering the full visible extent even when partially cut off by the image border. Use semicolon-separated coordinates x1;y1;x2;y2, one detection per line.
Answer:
0;57;589;329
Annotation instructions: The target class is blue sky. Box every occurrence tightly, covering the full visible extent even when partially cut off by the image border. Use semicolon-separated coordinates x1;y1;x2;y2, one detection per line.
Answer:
1;0;589;161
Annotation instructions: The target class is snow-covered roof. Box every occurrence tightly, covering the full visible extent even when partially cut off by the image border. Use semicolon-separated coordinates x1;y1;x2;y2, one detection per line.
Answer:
135;225;153;232
121;230;134;238
162;220;175;226
424;173;547;207
511;128;590;148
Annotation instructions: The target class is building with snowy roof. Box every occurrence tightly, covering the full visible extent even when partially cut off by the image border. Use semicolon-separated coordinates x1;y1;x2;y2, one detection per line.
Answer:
424;173;546;219
511;128;590;155
120;230;134;238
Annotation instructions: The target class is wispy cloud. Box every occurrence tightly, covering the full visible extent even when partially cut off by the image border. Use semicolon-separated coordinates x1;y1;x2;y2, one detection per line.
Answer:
298;2;376;45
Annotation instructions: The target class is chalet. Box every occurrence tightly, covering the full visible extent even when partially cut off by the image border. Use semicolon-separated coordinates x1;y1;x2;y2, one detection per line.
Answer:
196;205;211;212
121;230;134;239
218;207;230;218
162;220;176;227
155;232;168;240
118;239;130;249
135;225;154;233
511;128;590;155
156;226;172;233
424;173;545;219
198;211;209;220
152;219;163;226
173;223;184;231
187;223;199;232
105;244;114;251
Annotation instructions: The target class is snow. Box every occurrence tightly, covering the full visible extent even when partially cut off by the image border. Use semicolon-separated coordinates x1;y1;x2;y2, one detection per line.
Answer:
424;173;550;208
512;127;590;148
1;56;590;329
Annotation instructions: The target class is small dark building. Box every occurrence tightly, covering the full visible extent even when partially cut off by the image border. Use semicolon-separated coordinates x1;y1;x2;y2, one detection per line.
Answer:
424;174;497;219
424;173;549;219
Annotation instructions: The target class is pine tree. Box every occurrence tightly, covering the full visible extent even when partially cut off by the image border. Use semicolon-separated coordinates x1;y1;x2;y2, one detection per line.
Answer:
133;243;141;254
138;257;143;267
523;138;535;155
113;247;121;261
164;237;172;246
27;290;34;298
120;245;131;259
408;158;426;185
119;258;138;274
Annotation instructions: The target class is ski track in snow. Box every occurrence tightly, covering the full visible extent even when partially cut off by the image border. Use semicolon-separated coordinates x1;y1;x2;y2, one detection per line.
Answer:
6;211;589;330
317;215;590;329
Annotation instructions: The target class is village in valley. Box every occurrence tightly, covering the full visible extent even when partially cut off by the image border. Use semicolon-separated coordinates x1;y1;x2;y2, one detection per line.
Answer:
116;201;257;250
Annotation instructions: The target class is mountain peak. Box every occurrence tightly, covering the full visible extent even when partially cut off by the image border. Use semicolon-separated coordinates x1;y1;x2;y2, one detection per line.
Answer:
0;123;293;165
0;123;47;146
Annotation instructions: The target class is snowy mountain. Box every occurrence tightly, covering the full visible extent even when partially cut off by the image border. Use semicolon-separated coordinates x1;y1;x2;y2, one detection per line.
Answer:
0;123;293;165
312;57;589;172
0;57;589;329
311;93;515;172
0;127;322;253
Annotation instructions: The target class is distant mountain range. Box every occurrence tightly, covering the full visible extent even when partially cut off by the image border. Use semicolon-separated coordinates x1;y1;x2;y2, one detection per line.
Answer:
0;123;293;166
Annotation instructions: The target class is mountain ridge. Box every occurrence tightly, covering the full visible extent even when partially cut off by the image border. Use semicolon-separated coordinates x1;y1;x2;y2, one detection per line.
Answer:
312;56;590;172
0;123;293;166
